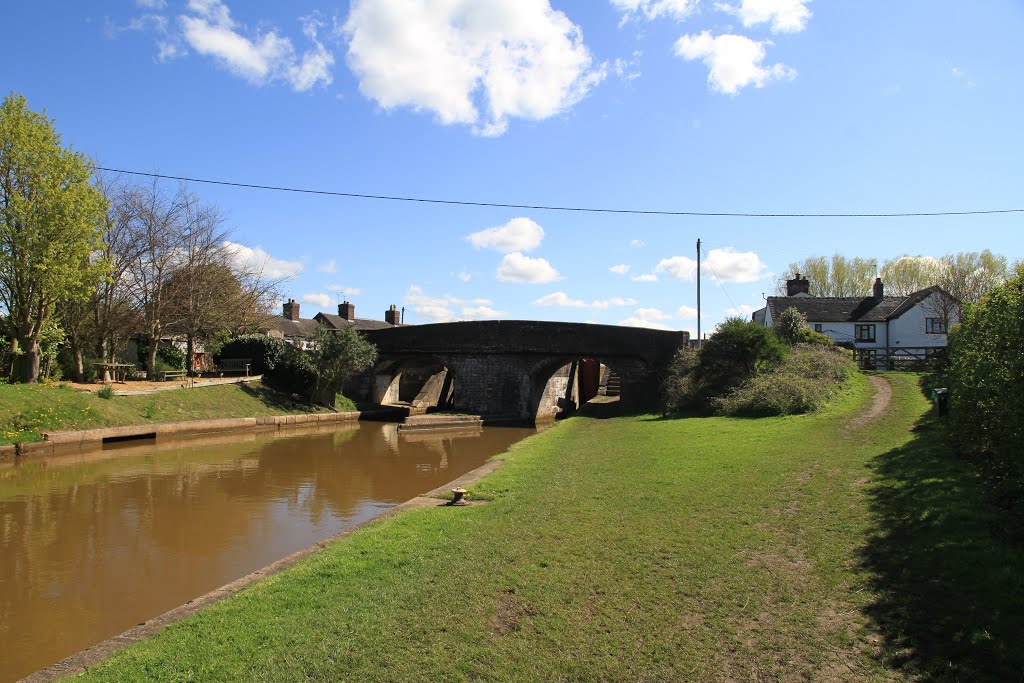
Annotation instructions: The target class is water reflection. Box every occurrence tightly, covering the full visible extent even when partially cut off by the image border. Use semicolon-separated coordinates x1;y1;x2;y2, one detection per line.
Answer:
0;422;536;682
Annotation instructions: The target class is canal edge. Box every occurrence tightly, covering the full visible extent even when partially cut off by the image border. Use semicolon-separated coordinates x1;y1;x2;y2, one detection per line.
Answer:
18;456;510;683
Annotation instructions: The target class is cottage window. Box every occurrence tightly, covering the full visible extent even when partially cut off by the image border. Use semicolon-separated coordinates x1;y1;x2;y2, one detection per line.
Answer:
926;317;948;334
855;324;876;342
813;324;822;333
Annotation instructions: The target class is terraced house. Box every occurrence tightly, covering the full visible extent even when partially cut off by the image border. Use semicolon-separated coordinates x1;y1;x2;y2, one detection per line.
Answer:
753;274;958;369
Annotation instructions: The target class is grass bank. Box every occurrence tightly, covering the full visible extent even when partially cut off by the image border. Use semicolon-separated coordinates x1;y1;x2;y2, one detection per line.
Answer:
72;373;1023;681
0;382;338;445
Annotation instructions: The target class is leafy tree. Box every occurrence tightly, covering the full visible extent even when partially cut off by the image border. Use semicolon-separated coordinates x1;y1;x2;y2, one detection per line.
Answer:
307;324;377;407
778;255;877;296
880;255;942;296
946;263;1024;463
216;334;287;375
698;317;784;386
0;92;107;382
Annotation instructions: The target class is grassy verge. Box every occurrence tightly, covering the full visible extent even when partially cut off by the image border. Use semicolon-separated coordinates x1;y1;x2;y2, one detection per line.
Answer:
71;373;1023;681
0;382;333;445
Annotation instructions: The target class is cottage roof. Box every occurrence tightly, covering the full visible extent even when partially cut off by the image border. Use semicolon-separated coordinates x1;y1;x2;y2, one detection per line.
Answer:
262;315;319;338
314;312;403;332
766;286;944;323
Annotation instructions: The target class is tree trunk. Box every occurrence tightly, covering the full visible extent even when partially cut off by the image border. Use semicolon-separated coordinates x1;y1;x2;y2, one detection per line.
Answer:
147;336;158;380
15;339;41;384
186;336;195;375
67;338;85;383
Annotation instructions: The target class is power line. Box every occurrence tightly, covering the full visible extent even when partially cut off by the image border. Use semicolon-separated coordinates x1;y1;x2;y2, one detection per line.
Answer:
95;167;1024;219
700;245;738;310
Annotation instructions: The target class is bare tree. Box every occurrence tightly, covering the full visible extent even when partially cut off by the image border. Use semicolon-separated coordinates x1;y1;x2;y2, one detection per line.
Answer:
880;255;942;297
124;179;187;379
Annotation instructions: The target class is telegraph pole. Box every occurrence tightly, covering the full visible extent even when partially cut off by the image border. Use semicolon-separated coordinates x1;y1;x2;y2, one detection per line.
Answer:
696;238;701;347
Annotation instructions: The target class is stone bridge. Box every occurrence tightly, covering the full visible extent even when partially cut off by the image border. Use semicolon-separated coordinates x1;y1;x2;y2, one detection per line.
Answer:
361;320;687;423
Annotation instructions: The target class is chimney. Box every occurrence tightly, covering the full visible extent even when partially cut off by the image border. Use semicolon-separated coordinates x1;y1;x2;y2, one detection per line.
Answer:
786;273;810;297
283;299;300;321
385;304;400;326
873;277;884;299
338;301;355;320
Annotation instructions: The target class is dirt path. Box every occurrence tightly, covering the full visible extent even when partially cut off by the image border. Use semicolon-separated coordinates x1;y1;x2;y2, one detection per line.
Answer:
847;375;893;429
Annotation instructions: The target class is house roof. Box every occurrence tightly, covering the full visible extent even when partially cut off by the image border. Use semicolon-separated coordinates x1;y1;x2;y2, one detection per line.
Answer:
314;312;403;332
766;286;947;323
262;316;320;338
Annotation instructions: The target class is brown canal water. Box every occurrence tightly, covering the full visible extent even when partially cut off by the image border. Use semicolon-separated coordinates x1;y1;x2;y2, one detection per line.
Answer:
0;421;537;682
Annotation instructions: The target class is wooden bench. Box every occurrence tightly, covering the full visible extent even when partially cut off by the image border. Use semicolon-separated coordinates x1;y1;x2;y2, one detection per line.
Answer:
160;369;187;382
216;359;251;377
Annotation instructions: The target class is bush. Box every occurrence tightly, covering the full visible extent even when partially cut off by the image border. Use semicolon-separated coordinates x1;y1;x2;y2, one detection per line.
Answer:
216;335;287;376
775;307;807;345
97;385;113;400
716;345;854;417
947;264;1024;461
659;318;786;415
157;345;187;370
263;343;317;398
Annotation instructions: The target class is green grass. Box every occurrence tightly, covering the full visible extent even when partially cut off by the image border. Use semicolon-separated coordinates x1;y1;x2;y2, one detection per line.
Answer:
0;382;334;445
71;373;1024;681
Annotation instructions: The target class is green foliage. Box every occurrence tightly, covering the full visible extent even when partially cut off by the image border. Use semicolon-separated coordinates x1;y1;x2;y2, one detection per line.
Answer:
263;343;317;398
157;345;186;370
0;92;108;383
697;317;784;386
308;325;378;407
660;318;785;414
217;335;287;375
716;345;854;417
775;307;807;345
946;264;1024;463
796;328;834;347
97;385;113;400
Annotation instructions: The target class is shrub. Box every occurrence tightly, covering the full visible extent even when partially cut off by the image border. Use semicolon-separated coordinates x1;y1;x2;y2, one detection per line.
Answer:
216;335;287;376
157;345;187;370
775;307;807;345
263;343;317;398
716;345;854;417
795;328;834;347
97;385;113;400
660;318;786;415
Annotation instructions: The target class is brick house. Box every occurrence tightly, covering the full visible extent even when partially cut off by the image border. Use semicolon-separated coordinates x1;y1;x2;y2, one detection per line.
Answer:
263;299;405;348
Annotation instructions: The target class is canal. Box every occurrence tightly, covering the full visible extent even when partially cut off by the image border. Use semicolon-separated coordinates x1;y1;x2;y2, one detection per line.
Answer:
0;421;537;682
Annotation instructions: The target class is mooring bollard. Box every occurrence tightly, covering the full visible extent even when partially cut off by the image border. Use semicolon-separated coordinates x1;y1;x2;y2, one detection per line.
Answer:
449;487;468;506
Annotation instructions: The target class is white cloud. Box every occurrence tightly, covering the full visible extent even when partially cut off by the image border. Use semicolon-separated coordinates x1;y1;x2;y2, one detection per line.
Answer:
630;239;646;248
467;217;544;253
326;284;362;296
610;264;631;275
704;247;766;283
613;51;642;82
457;272;472;282
619;307;673;330
136;0;167;8
403;285;501;322
632;273;658;282
611;0;697;22
178;0;334;91
497;252;561;283
716;0;812;33
678;305;699;319
674;32;796;94
461;305;504;319
725;304;755;316
302;292;334;309
317;258;336;273
342;0;605;136
223;241;303;279
655;255;698;280
534;292;636;309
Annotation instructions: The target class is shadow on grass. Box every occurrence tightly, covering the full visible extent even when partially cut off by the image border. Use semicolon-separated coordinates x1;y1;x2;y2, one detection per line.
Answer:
238;382;318;412
860;412;1024;682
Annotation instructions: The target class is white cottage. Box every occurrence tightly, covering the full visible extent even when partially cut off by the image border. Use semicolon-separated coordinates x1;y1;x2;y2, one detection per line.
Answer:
753;274;958;369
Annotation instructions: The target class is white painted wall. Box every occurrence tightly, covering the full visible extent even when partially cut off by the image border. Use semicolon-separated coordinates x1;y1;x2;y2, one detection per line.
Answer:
887;291;959;348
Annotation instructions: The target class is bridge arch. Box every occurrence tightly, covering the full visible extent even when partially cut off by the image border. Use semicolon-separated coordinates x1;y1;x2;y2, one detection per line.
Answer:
363;321;686;423
368;354;456;411
527;355;647;421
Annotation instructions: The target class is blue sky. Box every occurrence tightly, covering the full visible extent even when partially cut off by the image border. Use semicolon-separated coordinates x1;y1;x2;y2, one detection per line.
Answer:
5;0;1023;337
